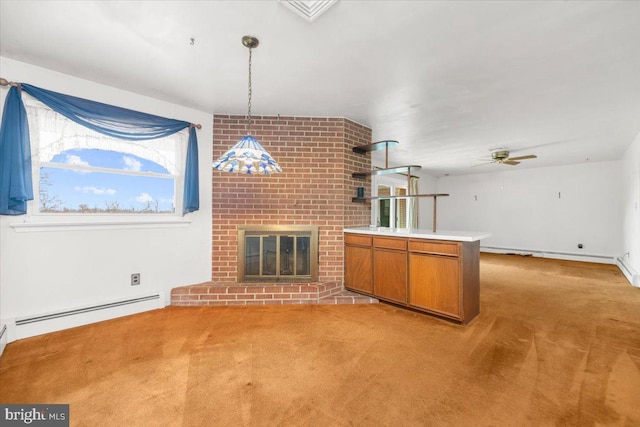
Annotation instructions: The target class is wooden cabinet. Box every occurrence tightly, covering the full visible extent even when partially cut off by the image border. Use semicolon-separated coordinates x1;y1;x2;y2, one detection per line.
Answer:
344;234;373;294
408;239;479;323
409;252;460;317
345;233;480;324
373;237;407;304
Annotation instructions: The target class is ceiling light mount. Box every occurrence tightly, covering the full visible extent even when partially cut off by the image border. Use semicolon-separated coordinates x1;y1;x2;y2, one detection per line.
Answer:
242;36;259;49
491;150;510;161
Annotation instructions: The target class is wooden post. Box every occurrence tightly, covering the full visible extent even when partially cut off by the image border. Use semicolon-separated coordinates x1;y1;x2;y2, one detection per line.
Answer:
432;196;437;232
385;142;389;169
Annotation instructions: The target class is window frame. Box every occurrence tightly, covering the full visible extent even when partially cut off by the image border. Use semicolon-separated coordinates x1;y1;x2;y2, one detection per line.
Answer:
37;150;180;215
13;95;190;230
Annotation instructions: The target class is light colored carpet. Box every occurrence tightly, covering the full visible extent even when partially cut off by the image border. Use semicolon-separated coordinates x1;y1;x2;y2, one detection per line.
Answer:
1;253;640;426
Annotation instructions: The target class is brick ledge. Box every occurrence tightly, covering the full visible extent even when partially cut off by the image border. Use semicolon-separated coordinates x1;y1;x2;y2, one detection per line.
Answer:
171;282;377;306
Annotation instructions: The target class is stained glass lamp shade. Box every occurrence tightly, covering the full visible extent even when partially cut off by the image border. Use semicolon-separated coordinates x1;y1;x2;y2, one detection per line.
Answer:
213;135;282;175
213;35;281;175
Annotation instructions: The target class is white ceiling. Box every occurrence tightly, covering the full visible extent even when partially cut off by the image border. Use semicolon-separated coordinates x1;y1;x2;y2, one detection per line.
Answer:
1;0;639;175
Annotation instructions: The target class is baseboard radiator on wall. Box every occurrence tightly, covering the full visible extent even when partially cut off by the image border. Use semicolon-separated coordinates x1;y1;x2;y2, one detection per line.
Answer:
616;257;640;287
13;293;164;341
481;246;616;265
0;324;7;357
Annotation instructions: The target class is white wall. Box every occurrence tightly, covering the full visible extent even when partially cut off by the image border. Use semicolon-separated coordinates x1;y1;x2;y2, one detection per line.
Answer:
0;58;213;336
621;131;640;282
436;161;623;262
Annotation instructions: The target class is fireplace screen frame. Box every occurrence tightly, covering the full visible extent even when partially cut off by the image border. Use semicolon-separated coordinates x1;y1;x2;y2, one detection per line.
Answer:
237;225;319;282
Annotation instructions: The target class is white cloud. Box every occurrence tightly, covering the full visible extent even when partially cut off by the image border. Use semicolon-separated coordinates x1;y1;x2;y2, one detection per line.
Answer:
65;154;90;167
135;192;153;203
65;154;91;173
123;156;142;172
74;186;116;195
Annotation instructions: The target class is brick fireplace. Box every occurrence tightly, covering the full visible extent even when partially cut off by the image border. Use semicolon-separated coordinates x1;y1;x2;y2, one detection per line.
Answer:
171;115;375;306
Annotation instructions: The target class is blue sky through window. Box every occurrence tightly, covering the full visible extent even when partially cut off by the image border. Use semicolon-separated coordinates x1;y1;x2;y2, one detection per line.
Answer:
40;149;175;213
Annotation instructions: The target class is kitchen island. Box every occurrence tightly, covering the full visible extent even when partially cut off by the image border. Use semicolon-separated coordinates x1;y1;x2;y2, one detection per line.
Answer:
344;227;490;324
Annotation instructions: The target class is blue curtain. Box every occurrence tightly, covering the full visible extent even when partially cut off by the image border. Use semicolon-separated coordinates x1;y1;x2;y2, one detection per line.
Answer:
0;84;199;215
183;127;200;213
0;87;33;215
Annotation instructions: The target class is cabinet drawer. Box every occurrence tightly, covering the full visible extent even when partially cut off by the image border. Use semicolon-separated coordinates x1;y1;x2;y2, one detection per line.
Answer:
374;236;407;250
345;233;372;246
409;240;459;256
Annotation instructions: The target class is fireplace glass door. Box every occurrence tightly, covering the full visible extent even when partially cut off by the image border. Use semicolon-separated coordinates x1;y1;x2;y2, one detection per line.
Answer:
239;226;317;282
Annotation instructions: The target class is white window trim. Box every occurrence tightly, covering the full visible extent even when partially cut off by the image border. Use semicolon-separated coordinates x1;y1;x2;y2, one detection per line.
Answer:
39;161;175;179
9;216;191;233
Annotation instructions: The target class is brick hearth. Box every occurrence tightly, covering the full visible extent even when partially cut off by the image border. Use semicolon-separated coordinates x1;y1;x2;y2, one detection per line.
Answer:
171;282;377;306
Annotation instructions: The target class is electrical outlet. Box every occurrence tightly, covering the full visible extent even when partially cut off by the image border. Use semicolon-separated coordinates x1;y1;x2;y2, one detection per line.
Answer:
131;273;141;286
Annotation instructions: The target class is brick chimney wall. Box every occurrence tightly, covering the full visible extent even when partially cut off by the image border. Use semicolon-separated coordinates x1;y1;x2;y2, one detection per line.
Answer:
212;115;371;284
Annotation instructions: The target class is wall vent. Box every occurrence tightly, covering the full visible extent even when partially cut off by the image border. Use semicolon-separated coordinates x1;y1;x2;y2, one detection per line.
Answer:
279;0;338;22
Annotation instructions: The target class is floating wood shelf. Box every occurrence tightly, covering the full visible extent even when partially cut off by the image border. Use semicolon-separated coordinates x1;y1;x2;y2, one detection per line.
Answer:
352;165;422;179
352;141;421;178
352;193;449;202
352;140;399;155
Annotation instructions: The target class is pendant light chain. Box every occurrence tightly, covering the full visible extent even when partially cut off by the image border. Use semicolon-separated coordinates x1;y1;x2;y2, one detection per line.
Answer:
247;46;253;135
212;36;282;174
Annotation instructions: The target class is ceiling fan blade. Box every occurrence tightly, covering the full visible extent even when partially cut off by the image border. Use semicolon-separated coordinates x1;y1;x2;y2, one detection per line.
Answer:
507;154;537;161
503;160;520;166
472;161;494;168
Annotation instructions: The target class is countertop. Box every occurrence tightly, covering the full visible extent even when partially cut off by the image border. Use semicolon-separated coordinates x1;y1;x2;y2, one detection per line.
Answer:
344;226;491;242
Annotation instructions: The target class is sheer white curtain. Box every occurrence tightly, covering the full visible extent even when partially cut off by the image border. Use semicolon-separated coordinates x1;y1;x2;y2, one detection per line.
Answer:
408;176;419;229
25;96;183;175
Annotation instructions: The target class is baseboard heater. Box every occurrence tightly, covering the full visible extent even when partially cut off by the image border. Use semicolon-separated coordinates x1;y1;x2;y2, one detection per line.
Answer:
0;323;7;357
481;246;615;264
14;294;163;340
616;257;640;287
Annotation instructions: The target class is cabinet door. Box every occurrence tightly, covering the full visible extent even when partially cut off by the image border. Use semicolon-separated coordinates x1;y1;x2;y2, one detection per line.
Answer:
409;253;460;318
374;248;407;303
345;245;372;293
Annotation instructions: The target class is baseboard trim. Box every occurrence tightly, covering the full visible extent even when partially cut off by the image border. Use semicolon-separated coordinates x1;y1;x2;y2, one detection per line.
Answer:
616;257;640;287
14;293;164;340
0;323;7;357
481;246;616;265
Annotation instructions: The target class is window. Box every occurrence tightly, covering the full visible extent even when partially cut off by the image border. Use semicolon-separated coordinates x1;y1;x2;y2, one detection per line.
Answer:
375;179;409;229
25;96;186;215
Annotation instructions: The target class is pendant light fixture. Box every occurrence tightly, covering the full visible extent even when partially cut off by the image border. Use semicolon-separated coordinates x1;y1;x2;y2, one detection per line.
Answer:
213;36;282;175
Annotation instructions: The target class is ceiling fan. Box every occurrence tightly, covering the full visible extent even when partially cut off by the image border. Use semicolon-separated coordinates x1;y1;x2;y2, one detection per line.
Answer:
475;149;537;167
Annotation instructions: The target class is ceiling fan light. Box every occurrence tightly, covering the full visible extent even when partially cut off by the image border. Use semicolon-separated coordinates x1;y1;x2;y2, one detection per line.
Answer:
476;149;537;168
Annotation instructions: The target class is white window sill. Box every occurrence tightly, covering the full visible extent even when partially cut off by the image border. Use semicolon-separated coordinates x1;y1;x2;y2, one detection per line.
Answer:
9;216;191;232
